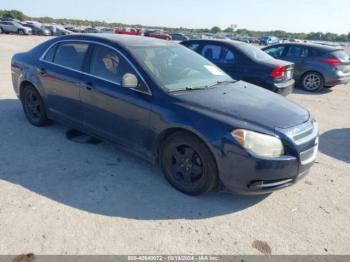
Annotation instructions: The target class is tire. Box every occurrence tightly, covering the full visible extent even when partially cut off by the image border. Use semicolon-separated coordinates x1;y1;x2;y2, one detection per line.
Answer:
21;85;50;126
301;72;324;92
18;29;24;35
0;27;3;34
160;131;218;195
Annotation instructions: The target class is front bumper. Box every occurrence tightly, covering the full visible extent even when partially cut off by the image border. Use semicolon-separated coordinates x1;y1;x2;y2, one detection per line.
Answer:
216;120;318;195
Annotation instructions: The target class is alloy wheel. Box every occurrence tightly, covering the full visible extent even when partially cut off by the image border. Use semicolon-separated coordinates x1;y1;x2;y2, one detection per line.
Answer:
303;73;322;91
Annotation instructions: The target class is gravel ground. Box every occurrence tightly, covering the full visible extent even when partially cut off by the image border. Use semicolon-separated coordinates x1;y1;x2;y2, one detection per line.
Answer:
0;35;349;255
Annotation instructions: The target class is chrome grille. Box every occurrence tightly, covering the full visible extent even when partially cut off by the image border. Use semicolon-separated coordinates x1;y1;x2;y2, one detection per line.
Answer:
285;120;318;145
279;119;319;165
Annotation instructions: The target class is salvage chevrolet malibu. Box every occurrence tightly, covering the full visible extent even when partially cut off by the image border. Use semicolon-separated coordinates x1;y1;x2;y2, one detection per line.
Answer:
11;34;319;195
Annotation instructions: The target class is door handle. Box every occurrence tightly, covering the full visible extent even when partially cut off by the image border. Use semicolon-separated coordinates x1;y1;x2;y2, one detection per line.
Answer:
79;82;94;90
39;68;46;75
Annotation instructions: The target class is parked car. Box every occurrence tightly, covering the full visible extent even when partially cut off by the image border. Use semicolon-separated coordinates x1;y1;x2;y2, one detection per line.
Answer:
46;25;72;36
11;34;319;195
115;28;143;36
144;30;172;40
260;36;280;46
170;33;189;41
100;28;114;34
22;23;51;36
64;25;83;33
83;27;101;33
263;43;350;92
181;39;295;96
0;21;32;35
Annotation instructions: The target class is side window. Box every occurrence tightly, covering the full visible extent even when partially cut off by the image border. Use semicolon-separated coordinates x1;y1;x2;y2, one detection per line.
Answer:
185;43;200;51
286;46;309;58
221;47;235;64
89;45;148;92
265;46;285;58
43;45;57;62
53;42;89;70
201;45;222;62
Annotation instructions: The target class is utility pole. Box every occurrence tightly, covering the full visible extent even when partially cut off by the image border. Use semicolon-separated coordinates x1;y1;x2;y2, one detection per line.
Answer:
230;24;237;38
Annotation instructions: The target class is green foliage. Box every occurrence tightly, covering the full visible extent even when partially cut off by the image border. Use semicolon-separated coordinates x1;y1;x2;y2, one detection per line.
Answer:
211;26;222;34
0;9;27;20
0;9;348;42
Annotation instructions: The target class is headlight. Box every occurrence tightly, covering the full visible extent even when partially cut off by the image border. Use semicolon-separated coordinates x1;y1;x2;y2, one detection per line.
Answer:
231;129;284;157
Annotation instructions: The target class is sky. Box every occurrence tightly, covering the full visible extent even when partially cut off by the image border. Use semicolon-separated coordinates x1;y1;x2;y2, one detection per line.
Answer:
1;0;349;34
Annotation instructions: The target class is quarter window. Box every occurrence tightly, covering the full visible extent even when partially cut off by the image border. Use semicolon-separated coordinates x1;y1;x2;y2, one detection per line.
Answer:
186;43;200;51
53;43;89;70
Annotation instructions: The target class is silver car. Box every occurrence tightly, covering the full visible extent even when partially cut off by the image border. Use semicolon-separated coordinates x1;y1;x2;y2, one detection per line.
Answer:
0;21;32;35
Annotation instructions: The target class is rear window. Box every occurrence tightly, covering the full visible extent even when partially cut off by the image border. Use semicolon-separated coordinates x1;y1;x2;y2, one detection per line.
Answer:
331;50;350;61
238;44;274;61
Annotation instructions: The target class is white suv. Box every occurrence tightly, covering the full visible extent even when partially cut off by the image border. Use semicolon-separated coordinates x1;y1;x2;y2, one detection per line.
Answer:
0;21;32;35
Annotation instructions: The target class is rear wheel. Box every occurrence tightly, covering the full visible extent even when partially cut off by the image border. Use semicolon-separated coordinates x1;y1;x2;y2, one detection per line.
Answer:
160;132;218;195
0;27;3;34
301;72;324;92
22;85;49;126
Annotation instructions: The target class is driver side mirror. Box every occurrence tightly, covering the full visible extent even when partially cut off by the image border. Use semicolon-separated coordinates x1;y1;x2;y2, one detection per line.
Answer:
121;73;138;89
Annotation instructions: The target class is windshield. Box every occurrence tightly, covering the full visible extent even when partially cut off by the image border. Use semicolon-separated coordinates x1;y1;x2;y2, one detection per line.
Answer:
129;45;233;91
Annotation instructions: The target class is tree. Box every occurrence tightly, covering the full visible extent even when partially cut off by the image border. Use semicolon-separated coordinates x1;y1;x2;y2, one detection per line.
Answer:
224;27;234;33
0;9;26;20
211;26;221;34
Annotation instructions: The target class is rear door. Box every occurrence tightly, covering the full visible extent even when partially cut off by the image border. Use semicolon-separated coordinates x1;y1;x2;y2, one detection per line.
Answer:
38;41;89;125
281;45;310;79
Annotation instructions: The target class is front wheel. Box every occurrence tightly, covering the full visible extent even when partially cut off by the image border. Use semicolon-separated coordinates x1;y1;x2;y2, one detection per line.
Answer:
301;72;324;92
22;85;49;126
160;132;218;195
18;29;24;35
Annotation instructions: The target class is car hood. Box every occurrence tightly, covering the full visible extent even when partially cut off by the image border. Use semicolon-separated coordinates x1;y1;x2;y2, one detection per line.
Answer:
173;81;309;129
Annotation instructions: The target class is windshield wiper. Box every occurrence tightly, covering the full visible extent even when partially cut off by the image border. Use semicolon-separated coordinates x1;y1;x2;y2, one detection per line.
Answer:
169;86;207;93
168;80;236;93
206;80;237;89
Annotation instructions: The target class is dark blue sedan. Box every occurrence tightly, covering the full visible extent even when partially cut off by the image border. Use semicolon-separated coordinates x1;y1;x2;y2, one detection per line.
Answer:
11;34;319;195
181;39;295;96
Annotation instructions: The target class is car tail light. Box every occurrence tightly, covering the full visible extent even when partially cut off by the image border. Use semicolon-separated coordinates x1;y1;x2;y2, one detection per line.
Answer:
270;66;286;78
320;58;341;66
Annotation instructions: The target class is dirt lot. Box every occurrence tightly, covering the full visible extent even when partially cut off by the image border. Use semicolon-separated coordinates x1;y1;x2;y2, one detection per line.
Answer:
0;35;349;255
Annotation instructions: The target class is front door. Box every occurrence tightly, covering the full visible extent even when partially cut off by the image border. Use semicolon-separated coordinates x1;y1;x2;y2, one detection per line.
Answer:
80;44;152;153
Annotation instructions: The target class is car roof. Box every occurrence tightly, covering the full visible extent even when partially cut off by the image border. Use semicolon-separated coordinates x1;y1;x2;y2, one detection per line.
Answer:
61;33;178;48
182;39;253;48
267;42;341;51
